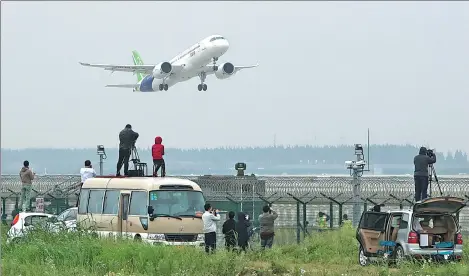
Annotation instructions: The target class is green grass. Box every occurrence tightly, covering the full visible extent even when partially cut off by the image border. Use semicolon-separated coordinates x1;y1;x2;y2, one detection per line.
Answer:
1;225;469;276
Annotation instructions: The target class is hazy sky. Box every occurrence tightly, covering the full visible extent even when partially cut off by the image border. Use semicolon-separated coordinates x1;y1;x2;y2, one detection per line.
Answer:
2;2;468;152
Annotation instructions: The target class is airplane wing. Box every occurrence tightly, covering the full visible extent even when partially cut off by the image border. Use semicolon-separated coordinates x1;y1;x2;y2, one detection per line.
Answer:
79;62;186;75
79;62;155;74
234;64;259;73
105;84;139;88
202;63;259;75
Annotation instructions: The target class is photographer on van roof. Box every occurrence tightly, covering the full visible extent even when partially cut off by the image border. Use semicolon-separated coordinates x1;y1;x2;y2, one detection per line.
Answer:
414;146;436;202
116;124;139;176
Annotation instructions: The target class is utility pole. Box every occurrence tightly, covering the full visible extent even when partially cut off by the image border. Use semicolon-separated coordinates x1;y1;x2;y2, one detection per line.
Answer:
97;145;107;176
345;144;367;227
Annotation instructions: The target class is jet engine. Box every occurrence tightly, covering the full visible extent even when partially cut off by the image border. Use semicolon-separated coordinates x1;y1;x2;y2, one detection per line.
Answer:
152;62;172;79
215;62;235;79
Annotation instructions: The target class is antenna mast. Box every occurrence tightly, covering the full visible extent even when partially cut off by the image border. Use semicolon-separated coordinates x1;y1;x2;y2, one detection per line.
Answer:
367;128;370;172
344;129;372;227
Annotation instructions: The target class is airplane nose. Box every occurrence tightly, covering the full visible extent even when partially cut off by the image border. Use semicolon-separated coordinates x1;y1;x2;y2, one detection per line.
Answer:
218;40;229;53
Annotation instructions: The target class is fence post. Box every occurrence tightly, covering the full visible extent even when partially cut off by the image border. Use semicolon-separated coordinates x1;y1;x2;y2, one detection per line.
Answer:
361;193;378;212
460;195;469;221
7;189;21;211
320;193;344;228
302;202;307;237
287;193;311;243
45;194;57;214
288;192;317;241
296;201;301;244
14;195;19;211
389;194;413;211
256;192;282;207
287;193;306;244
30;188;40;211
352;171;361;227
225;195;240;213
1;198;7;224
337;196;354;226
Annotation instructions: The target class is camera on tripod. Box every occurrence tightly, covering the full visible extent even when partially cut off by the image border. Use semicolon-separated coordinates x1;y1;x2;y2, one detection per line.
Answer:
425;147;442;197
128;143;148;177
426;148;435;157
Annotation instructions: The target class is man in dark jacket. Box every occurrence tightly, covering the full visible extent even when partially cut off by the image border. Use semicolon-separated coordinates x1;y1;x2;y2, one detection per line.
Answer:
236;212;251;252
116;124;139;176
414;146;436;202
222;211;236;251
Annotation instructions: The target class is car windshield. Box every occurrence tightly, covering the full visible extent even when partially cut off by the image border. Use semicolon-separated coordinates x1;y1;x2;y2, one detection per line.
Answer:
57;208;77;222
57;210;69;221
149;190;205;217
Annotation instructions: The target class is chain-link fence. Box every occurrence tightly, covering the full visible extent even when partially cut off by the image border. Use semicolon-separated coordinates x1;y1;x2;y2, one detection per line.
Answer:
1;174;81;220
2;174;469;244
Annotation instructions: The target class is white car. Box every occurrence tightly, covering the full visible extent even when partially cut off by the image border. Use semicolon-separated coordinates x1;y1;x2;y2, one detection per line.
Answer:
53;207;77;231
7;212;56;244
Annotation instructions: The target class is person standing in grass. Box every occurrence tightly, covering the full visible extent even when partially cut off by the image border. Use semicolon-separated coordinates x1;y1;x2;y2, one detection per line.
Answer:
236;212;251;252
202;203;220;254
258;205;278;249
19;160;35;212
341;214;352;228
222;211;237;251
316;212;330;232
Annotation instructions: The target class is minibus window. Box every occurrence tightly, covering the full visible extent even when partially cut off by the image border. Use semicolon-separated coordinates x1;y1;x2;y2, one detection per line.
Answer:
149;190;205;217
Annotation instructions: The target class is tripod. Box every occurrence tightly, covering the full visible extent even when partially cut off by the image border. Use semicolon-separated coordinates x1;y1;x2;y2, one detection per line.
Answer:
129;146;140;169
128;145;147;176
428;164;443;197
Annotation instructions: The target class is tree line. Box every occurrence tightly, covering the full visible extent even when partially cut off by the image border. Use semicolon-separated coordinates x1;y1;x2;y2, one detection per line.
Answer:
1;144;467;175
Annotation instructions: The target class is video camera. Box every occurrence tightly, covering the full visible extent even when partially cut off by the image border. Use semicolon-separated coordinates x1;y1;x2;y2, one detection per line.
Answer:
211;208;218;216
426;148;435;157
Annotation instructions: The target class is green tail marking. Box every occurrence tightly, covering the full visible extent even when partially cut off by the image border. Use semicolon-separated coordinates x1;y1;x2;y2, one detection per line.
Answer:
132;50;145;82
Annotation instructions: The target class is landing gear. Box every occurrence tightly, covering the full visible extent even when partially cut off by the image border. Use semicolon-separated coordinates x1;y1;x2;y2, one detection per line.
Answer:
158;83;169;91
197;84;207;91
198;72;208;91
212;57;218;71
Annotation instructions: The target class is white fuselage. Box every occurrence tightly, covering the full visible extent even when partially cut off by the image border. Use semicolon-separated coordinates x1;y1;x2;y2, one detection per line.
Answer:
137;36;229;91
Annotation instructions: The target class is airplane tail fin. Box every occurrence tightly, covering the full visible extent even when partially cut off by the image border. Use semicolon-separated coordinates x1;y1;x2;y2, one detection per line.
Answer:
132;50;145;82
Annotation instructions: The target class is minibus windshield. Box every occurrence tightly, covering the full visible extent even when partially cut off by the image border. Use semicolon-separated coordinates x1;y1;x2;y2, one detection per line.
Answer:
149;190;205;217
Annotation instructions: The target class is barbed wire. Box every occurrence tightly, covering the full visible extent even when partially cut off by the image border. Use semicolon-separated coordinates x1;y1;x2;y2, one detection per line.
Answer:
2;174;469;232
2;174;469;203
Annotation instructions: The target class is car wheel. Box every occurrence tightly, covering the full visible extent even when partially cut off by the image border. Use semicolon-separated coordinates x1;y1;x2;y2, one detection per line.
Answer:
134;235;142;242
359;245;369;266
394;245;405;265
11;237;21;244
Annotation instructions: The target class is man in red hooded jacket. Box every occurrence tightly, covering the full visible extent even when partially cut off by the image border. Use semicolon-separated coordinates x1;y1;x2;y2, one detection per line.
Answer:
152;136;165;177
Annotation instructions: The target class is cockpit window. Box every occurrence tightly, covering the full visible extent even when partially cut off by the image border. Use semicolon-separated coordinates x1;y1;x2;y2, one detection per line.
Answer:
209;36;224;42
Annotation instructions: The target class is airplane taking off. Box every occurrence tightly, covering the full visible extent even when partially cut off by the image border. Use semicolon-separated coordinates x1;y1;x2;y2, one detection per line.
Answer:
79;35;259;91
